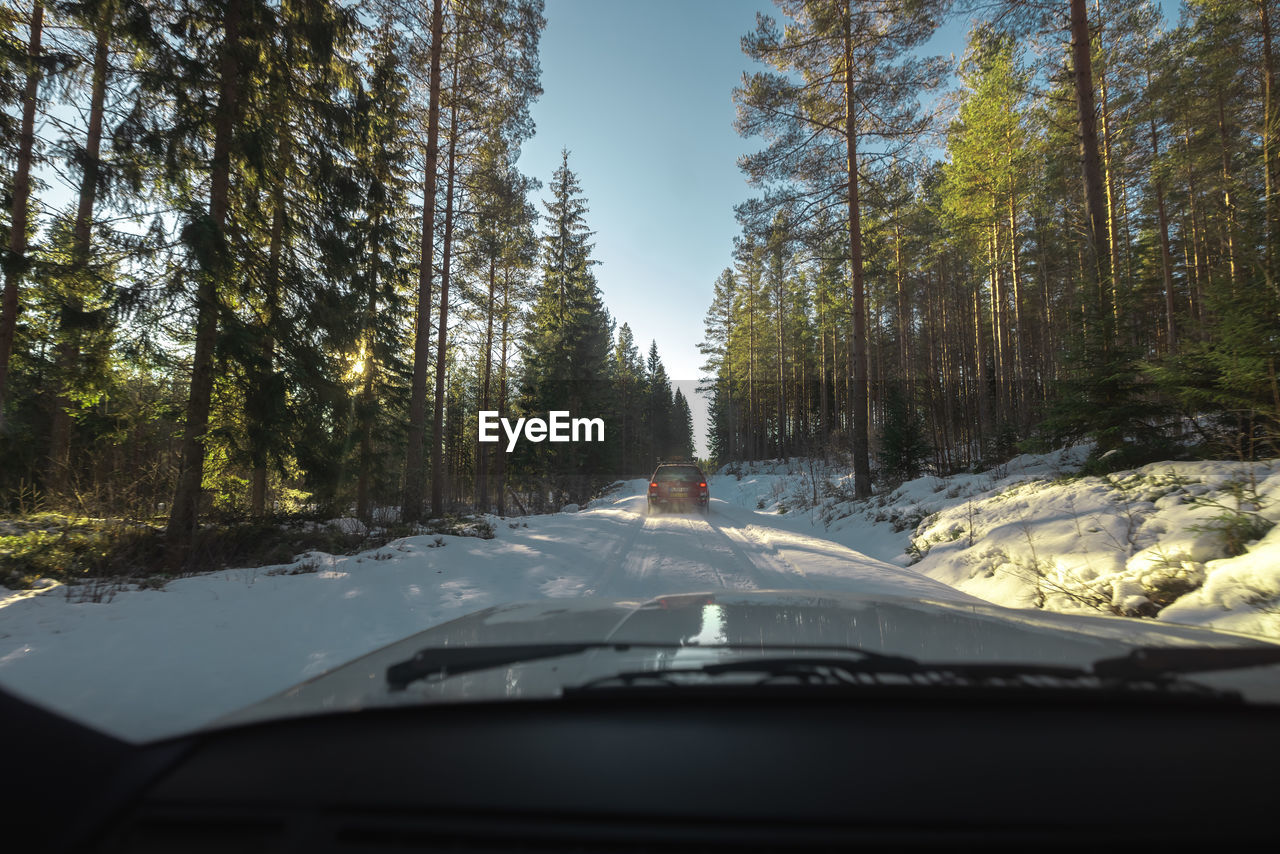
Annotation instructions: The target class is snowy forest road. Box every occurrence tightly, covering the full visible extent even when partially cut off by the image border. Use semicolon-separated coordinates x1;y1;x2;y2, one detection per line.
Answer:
0;479;980;742
569;482;979;605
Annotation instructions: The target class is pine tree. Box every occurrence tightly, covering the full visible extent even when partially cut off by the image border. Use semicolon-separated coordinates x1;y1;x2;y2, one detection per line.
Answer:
736;0;948;496
515;150;613;505
877;383;929;483
612;323;645;471
350;18;417;525
643;340;673;463
160;0;263;559
672;386;696;460
0;1;44;432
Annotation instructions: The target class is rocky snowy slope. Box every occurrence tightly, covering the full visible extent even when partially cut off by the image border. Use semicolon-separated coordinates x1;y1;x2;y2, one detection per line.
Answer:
724;449;1280;639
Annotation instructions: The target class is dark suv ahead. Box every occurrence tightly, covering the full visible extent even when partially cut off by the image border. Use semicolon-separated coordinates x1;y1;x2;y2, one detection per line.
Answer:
647;462;709;515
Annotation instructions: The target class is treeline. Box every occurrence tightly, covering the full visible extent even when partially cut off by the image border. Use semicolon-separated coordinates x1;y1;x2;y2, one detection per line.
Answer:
701;0;1280;491
0;0;687;551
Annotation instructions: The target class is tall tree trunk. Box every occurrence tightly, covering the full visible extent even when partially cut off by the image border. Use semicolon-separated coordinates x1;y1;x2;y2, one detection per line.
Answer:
1218;92;1239;292
1069;0;1112;295
403;0;445;523
167;0;243;559
894;215;908;401
747;281;756;462
429;58;460;518
496;270;511;515
48;16;108;492
1183;127;1206;326
477;255;496;512
1098;50;1122;323
0;2;44;432
1008;189;1025;426
773;246;786;460
1261;0;1278;294
845;8;870;499
988;222;1004;424
819;292;829;452
1148;114;1178;353
250;84;290;518
355;294;376;525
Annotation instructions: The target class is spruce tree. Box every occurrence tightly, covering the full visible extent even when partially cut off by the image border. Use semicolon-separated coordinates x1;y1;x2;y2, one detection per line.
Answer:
878;383;929;483
515;150;612;505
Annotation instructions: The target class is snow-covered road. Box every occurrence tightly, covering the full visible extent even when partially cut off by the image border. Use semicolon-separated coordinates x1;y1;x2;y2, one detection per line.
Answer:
573;489;975;604
0;479;972;741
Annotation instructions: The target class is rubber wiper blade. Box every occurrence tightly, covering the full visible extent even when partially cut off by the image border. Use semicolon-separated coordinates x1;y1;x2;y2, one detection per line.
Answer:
566;656;1099;695
1093;645;1280;679
698;654;923;676
385;642;915;691
386;642;634;691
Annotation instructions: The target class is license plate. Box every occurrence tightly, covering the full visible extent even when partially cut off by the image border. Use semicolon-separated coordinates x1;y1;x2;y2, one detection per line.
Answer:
671;488;687;494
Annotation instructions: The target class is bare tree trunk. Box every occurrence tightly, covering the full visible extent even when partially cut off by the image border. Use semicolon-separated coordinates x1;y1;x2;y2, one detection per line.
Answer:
0;2;44;432
1261;0;1278;294
403;0;445;523
1218;92;1239;293
430;56;460;518
355;306;376;525
168;0;243;560
1148;114;1178;353
1007;190;1025;426
48;15;108;493
845;8;870;498
773;242;786;460
894;215;908;401
250;86;290;518
495;271;511;515
1099;54;1122;323
1069;0;1112;295
1183;128;1206;326
477;256;495;511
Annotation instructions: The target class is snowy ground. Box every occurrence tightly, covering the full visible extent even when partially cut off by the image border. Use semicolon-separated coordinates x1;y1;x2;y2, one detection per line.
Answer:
721;449;1280;639
0;485;970;741
5;449;1280;741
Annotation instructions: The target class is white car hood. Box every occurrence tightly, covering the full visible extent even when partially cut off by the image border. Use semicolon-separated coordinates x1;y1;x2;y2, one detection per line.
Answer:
216;590;1280;729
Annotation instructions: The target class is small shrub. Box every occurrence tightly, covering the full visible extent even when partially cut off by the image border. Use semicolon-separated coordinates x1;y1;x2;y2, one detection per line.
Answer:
265;560;320;577
1186;478;1274;558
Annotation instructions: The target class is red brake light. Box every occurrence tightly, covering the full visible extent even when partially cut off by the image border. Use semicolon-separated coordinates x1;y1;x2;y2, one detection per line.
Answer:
649;482;658;489
699;482;707;488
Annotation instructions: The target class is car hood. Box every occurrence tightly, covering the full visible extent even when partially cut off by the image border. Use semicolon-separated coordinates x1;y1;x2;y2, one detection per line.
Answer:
215;590;1280;729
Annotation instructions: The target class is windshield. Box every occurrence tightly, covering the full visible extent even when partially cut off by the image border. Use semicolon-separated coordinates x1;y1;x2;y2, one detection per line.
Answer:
3;0;1280;744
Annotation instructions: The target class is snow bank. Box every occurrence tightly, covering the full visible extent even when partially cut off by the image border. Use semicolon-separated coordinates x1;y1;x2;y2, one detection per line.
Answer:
731;452;1280;638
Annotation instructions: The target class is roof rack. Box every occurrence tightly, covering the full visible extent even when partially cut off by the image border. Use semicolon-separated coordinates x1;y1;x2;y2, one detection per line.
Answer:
656;457;697;465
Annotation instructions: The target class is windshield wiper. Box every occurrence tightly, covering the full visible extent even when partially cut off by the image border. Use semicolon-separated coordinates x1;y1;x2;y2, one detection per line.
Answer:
386;642;919;691
387;643;1279;697
564;655;1240;702
1093;645;1280;679
387;643;643;691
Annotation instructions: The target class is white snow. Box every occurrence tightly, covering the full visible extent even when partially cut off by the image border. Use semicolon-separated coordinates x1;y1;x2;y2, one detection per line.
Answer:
0;482;971;741
6;449;1280;742
716;451;1280;639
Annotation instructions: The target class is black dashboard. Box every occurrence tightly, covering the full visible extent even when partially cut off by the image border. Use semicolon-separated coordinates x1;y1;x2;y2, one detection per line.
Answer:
8;684;1279;852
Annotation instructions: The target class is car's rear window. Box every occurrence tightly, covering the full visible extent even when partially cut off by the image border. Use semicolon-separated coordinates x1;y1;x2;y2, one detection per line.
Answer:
655;466;701;481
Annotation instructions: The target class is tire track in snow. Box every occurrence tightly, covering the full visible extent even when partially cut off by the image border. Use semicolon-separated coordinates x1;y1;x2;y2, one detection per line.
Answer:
676;513;729;588
580;504;649;597
706;511;816;590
